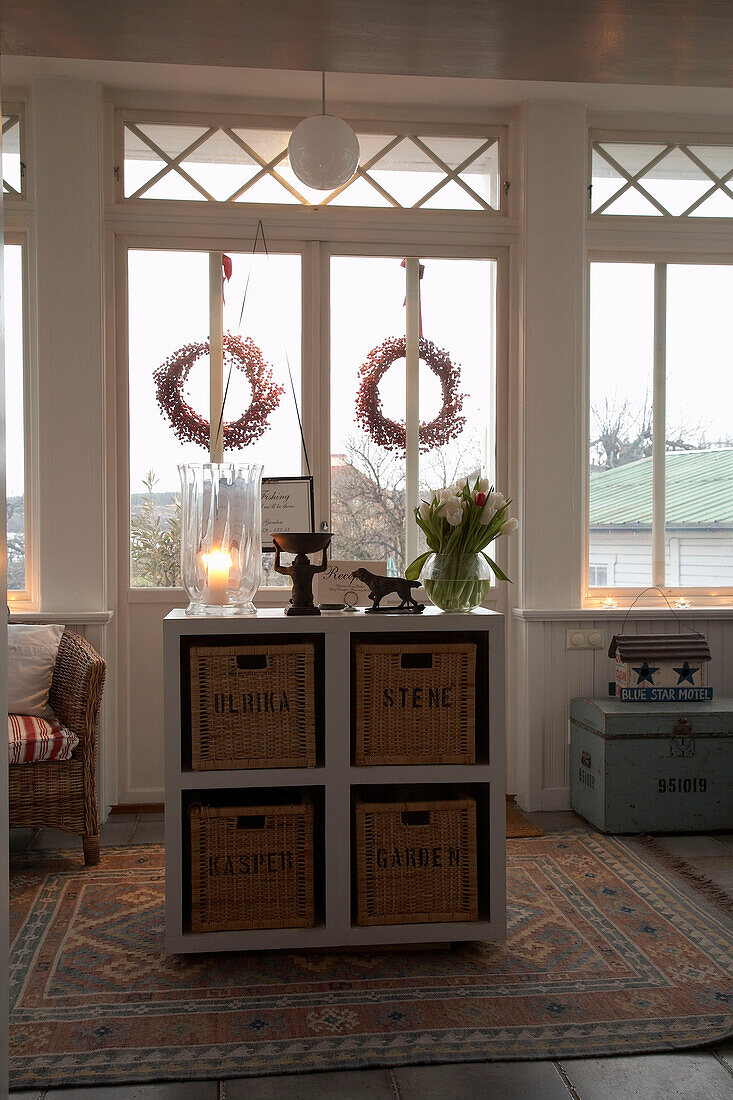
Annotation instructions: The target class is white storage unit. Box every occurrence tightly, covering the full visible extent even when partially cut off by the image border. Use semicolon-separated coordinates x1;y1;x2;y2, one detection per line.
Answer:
164;607;506;953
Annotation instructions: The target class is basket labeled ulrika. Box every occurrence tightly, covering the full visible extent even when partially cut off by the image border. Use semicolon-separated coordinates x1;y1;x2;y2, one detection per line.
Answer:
353;641;476;765
189;642;316;769
189;800;314;933
354;795;478;925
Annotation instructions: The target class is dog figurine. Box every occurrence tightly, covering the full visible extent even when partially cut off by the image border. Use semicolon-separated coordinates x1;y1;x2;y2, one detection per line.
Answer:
350;568;423;612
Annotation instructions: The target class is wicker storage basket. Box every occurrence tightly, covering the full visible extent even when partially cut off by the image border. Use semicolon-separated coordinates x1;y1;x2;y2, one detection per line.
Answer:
189;642;316;770
354;795;478;925
353;642;476;765
189;800;314;932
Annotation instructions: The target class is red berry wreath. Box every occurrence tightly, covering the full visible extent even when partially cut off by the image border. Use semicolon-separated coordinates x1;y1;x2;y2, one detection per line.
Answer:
355;336;466;452
153;332;284;450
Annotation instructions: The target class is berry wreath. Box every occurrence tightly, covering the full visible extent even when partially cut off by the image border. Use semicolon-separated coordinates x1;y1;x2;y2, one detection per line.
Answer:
153;332;284;450
355;335;466;452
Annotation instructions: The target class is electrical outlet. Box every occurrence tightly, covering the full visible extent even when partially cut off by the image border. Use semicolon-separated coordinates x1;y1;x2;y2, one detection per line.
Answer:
566;628;605;650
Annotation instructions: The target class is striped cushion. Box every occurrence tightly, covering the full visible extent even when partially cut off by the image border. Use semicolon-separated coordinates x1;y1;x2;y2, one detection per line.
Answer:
8;714;79;765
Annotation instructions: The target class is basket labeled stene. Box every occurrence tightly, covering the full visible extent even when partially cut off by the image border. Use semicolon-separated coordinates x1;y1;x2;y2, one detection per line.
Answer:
189;642;316;769
354;795;478;925
354;641;476;765
189;800;314;932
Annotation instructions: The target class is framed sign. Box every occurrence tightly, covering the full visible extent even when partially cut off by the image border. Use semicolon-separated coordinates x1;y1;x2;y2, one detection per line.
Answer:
262;476;315;552
314;560;391;608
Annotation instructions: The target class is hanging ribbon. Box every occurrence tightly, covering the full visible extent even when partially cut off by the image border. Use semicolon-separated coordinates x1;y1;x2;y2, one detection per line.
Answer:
221;254;233;303
401;258;425;336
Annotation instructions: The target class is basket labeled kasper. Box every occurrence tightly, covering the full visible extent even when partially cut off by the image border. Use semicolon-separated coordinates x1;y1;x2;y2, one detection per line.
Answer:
189;642;316;769
189;800;315;933
353;640;476;765
355;795;478;925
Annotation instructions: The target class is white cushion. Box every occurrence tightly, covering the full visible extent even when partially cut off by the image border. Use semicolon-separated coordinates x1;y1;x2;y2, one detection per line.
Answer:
7;623;65;718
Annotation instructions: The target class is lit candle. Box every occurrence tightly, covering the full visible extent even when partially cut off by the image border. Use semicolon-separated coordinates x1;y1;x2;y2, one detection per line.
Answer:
673;597;691;609
600;596;618;610
202;548;232;605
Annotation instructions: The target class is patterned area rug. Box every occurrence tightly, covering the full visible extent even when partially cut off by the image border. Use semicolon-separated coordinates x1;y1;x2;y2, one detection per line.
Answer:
10;832;733;1090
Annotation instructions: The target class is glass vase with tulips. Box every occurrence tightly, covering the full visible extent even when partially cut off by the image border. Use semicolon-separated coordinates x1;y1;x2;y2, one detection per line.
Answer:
405;476;518;612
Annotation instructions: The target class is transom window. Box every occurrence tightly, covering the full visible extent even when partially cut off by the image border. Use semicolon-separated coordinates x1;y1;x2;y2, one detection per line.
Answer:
591;139;733;217
2;112;24;198
121;118;502;211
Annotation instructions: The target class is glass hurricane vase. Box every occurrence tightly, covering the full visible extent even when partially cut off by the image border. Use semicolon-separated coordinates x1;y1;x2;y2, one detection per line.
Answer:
178;462;263;615
422;551;492;612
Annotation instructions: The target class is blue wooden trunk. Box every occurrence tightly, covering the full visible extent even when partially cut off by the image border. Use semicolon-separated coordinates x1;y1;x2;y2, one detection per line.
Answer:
569;697;733;834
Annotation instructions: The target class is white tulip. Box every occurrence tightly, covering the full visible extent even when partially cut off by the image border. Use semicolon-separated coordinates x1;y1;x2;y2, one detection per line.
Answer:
477;477;490;494
455;477;468;491
487;490;504;511
445;507;463;526
418;501;431;521
439;487;455;503
503;517;519;534
479;505;497;525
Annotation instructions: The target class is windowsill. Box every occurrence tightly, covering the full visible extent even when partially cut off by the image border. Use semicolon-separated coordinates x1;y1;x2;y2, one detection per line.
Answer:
9;609;115;625
513;606;733;621
127;586;503;609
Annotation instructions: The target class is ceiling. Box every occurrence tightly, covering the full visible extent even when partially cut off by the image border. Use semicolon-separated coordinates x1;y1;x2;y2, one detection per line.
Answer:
2;0;733;89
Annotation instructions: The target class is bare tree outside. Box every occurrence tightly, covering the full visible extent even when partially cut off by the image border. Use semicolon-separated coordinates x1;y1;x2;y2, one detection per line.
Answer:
590;392;716;472
6;496;25;591
330;430;483;572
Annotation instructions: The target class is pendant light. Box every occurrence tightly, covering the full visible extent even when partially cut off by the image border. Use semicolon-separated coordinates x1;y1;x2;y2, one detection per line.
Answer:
288;72;359;191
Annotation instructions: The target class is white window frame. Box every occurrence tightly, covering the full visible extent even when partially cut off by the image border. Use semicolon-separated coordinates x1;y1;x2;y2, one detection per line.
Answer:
584;251;733;606
589;128;733;224
2;99;27;202
109;101;514;607
4;227;39;609
113;106;508;217
118;233;509;604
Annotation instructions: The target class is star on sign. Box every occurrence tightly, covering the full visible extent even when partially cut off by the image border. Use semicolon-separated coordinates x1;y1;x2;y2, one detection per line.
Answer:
673;662;699;685
632;662;659;685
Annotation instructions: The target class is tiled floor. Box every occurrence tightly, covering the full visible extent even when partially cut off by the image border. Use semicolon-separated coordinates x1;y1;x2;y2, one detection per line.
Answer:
9;811;733;1099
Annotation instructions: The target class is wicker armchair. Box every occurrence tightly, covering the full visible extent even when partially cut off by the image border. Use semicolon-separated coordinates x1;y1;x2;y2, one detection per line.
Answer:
9;629;106;865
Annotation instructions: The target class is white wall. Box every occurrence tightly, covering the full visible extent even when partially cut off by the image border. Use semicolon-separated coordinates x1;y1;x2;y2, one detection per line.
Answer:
514;610;733;810
4;57;733;811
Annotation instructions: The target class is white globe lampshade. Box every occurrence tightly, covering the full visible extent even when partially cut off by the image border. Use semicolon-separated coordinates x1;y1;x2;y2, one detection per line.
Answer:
288;114;360;190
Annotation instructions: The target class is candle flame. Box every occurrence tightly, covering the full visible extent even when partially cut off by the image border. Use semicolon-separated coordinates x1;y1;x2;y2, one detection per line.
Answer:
600;596;618;610
202;549;233;571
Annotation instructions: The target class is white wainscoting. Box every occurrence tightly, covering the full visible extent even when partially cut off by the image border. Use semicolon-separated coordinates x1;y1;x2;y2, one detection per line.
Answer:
512;610;733;811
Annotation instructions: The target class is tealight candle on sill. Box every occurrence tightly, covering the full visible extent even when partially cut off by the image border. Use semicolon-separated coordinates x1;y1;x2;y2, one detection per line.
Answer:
673;597;691;609
600;596;618;610
202;548;232;605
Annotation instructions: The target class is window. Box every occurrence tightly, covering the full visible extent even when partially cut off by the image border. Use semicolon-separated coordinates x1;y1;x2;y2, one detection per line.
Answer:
120;117;502;212
329;255;496;573
589;261;733;592
2;111;24;198
4;241;28;594
591;139;733;218
128;248;303;588
588;563;610;587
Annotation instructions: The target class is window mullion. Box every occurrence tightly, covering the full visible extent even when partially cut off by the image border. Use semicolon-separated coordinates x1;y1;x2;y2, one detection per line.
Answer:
404;257;421;567
652;263;667;587
209;251;224;462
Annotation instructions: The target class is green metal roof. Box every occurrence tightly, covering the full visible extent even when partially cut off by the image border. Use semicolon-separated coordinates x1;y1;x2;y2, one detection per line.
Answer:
590;449;733;528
